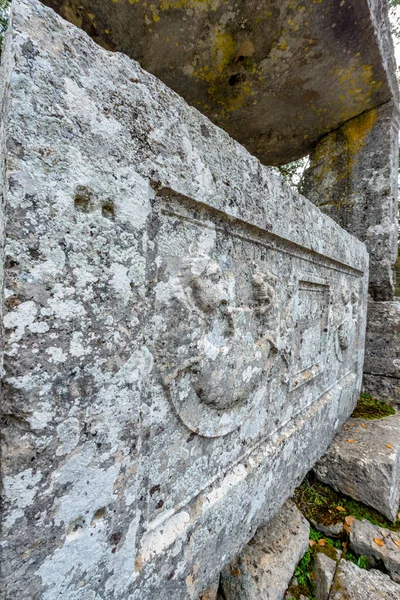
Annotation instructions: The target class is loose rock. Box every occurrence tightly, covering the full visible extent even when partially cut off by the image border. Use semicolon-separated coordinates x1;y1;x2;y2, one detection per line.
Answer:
310;519;344;538
221;501;310;600
328;559;400;599
314;413;400;521
314;552;337;600
349;518;400;583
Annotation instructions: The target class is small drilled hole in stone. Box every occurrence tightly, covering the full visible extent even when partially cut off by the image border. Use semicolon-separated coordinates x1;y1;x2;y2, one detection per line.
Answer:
101;201;115;220
228;73;241;86
74;194;91;213
93;507;106;520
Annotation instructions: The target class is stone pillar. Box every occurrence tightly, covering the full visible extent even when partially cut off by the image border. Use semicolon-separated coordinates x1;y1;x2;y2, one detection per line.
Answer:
303;102;400;403
363;300;400;407
303;101;399;302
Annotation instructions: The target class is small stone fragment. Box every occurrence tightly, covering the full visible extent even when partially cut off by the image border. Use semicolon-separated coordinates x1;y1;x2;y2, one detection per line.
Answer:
349;518;400;583
328;560;400;599
310;519;343;538
221;501;310;600
314;552;337;600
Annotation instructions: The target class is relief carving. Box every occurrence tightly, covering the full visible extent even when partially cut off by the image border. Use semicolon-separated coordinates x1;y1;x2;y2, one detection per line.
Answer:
252;269;276;316
335;283;360;361
154;253;278;436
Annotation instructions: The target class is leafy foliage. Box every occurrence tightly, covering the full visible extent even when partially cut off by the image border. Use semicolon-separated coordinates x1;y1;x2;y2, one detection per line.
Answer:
272;156;310;192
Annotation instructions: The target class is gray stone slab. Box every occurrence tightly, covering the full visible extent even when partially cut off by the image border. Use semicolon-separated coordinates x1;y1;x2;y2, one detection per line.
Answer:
349;518;400;584
314;414;400;522
328;559;400;600
363;300;400;405
221;501;310;600
41;0;398;166
314;552;337;600
0;1;368;599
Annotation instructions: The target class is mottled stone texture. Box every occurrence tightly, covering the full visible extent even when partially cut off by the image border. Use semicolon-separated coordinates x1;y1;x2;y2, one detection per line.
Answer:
363;300;400;405
41;0;397;166
303;101;399;301
1;1;368;599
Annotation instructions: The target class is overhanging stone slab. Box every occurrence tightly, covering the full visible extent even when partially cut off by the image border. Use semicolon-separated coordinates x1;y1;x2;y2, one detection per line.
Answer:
41;0;398;165
1;1;368;599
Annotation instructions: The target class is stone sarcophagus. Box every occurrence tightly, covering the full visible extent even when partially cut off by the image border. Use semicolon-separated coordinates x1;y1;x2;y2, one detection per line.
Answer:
1;2;368;599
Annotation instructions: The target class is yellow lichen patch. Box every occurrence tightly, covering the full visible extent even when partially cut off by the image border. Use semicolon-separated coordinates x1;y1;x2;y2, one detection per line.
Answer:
307;107;377;210
159;0;215;12
342;108;377;160
278;39;288;51
128;0;140;3
213;29;237;72
334;61;382;123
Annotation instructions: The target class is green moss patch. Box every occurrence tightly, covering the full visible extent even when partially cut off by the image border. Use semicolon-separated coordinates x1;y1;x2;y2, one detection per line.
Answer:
351;393;395;420
293;472;400;532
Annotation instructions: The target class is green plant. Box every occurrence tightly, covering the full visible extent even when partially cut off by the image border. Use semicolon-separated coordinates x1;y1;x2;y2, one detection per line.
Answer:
294;473;400;532
352;394;396;420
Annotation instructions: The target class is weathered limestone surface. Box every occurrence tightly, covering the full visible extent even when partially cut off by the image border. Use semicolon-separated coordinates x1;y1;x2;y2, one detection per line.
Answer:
314;414;400;521
349;518;400;583
41;0;397;166
1;1;368;599
314;552;337;600
302;101;399;301
220;501;310;600
199;580;220;600
363;300;400;405
328;559;400;600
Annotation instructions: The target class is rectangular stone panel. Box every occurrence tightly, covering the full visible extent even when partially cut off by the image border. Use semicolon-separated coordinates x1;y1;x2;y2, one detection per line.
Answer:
1;2;369;599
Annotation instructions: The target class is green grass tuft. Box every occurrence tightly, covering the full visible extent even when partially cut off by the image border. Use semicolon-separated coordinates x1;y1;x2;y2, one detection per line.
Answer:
352;394;396;420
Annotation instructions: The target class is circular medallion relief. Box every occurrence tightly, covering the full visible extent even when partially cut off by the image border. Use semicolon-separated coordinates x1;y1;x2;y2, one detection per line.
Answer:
154;255;277;437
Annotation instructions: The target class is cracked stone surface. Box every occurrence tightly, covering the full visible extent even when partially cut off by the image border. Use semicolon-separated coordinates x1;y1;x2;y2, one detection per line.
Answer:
314;413;400;522
1;1;368;599
220;501;310;600
349;518;400;584
328;559;400;600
